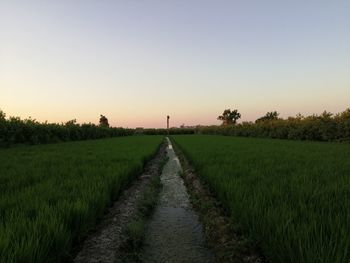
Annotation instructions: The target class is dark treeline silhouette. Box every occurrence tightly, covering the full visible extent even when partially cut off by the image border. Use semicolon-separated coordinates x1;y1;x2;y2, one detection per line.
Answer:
200;108;350;141
0;110;133;146
2;107;349;146
0;110;196;147
255;111;279;123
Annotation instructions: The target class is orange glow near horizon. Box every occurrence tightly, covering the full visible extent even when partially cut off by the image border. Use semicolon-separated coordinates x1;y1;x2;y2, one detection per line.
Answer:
1;1;349;128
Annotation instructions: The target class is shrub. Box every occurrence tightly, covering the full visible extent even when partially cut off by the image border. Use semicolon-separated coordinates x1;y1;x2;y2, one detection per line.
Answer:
198;108;350;141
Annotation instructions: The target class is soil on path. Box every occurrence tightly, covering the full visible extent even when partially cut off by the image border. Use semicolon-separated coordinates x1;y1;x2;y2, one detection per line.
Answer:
74;143;166;263
141;138;215;263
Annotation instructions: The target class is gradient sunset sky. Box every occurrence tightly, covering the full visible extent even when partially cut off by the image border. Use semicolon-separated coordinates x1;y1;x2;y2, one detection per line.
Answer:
1;0;349;128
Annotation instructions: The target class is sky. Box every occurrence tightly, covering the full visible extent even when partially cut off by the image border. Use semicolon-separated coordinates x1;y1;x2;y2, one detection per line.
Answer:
1;0;349;128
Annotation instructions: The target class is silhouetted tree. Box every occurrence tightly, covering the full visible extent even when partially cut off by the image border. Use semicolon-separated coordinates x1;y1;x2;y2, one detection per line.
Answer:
255;111;279;123
0;110;5;119
218;109;241;125
65;119;77;125
99;115;109;127
319;110;333;119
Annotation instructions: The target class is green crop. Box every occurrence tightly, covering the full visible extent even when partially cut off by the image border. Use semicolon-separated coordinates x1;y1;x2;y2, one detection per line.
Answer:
172;135;350;263
0;136;163;263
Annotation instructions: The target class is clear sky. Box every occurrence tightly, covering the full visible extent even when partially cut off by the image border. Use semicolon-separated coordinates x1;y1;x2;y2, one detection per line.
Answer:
1;0;349;128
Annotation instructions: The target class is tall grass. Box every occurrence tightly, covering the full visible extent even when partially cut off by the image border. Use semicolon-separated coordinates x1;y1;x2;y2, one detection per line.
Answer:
0;136;163;262
173;135;350;263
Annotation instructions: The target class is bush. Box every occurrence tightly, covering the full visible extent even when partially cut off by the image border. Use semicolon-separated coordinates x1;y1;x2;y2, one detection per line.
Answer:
198;108;350;142
0;111;134;147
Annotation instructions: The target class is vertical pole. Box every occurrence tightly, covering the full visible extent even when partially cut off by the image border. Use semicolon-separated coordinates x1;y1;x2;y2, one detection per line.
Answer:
167;115;170;135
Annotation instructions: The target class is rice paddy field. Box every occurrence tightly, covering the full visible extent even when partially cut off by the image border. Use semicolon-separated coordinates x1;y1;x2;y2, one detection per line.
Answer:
172;135;350;263
0;136;163;263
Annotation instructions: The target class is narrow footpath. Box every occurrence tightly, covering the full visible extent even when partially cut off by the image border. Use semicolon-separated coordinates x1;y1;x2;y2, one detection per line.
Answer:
141;138;215;263
74;144;166;263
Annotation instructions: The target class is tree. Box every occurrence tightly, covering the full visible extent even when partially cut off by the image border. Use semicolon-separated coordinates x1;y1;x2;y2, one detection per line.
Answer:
218;109;241;125
255;111;279;123
99;115;109;127
65;119;77;126
0;109;5;120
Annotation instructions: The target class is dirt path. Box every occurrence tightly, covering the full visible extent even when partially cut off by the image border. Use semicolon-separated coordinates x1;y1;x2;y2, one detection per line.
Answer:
141;138;215;263
74;144;166;263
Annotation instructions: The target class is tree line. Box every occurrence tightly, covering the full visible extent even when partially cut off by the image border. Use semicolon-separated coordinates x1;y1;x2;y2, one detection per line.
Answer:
2;107;349;146
0;110;196;147
202;108;350;141
0;110;133;146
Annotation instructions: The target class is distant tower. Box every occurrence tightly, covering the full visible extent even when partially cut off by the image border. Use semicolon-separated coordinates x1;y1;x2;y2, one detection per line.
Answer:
167;115;170;134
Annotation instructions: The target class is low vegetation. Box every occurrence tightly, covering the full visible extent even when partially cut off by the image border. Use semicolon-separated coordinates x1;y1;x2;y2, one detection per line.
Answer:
123;175;162;262
121;151;167;262
0;110;133;146
201;108;350;141
172;141;261;262
0;136;163;262
0;110;195;147
172;135;350;263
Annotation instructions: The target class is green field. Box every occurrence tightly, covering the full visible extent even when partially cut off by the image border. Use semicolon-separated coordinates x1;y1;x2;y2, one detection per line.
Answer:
172;135;350;263
0;136;163;263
